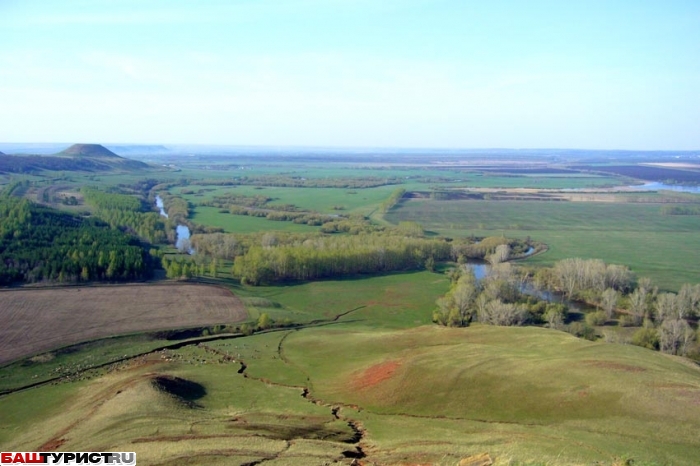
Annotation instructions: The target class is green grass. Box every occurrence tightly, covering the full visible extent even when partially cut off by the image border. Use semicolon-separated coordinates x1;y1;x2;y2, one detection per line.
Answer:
279;324;700;465
0;335;173;393
449;173;624;189
0;381;84;445
190;206;320;233
236;270;450;329
179;184;401;215
387;199;700;290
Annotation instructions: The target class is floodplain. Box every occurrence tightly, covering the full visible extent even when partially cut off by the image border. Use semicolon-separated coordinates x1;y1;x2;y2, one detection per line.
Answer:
2;148;700;465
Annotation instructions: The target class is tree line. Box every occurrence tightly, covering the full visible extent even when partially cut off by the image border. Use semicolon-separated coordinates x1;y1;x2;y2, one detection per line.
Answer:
232;234;452;285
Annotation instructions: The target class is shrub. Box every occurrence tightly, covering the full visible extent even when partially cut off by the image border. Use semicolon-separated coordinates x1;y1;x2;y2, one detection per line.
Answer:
585;310;608;327
618;315;637;327
631;327;660;350
568;322;597;341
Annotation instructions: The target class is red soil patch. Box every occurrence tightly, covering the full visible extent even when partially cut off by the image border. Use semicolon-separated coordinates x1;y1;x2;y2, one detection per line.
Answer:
352;360;401;390
38;438;66;451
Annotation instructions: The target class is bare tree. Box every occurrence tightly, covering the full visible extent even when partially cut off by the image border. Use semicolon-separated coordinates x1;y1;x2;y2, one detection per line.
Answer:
654;293;677;323
659;319;695;355
545;306;565;329
177;238;191;254
554;258;585;299
677;284;700;319
584;259;607;293
487;244;510;265
628;288;647;326
481;299;527;326
604;264;634;292
191;233;237;259
637;277;655;296
261;232;278;248
601;288;618;320
474;294;490;322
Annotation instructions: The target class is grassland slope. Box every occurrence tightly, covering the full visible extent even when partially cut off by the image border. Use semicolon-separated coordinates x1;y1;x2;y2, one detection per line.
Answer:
281;324;700;464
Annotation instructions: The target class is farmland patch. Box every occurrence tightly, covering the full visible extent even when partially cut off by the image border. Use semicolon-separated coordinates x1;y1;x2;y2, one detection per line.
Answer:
0;284;247;364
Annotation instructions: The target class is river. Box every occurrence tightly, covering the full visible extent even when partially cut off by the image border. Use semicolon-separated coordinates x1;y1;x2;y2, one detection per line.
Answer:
465;261;584;312
155;195;193;254
628;182;700;194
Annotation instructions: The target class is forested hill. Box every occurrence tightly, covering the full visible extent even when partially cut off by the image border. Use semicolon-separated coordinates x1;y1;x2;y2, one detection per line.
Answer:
0;196;153;285
0;144;149;174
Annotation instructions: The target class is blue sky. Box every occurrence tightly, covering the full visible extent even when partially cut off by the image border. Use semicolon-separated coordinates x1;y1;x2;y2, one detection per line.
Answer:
1;0;699;149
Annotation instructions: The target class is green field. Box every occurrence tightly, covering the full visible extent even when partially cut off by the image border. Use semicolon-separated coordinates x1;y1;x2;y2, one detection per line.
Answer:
191;206;321;233
387;199;700;290
453;173;625;189
239;270;450;328
178;184;402;214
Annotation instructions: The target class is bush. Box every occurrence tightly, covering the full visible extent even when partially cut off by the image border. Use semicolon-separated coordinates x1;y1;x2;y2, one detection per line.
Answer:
568;322;597;341
585;310;608;327
618;315;637;327
631;327;660;350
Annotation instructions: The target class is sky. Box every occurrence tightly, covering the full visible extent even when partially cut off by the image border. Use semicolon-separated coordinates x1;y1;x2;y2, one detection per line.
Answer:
0;0;699;150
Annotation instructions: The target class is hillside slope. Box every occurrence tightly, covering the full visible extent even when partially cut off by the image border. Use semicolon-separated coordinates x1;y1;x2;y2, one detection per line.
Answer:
3;324;700;465
282;324;700;464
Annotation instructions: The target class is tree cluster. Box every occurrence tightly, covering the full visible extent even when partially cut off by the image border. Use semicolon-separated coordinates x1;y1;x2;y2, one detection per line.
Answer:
82;187;167;244
232;234;451;285
0;196;152;284
433;259;568;329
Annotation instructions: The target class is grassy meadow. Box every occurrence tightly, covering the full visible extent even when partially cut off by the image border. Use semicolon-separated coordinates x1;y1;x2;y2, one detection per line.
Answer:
387;198;700;290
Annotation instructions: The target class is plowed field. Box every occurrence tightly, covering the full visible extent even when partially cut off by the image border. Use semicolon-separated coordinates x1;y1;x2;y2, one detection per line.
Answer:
0;284;247;364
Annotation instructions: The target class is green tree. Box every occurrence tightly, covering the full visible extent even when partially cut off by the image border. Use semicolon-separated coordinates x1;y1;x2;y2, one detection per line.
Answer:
257;313;272;330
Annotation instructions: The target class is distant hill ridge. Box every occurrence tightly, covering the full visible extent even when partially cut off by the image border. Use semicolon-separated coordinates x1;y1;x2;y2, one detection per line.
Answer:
0;143;149;174
57;144;120;158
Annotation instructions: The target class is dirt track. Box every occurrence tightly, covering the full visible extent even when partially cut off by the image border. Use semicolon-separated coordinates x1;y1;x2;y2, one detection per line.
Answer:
0;283;247;364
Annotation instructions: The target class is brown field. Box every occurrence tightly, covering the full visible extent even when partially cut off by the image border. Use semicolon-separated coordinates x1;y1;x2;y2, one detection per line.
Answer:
0;284;247;364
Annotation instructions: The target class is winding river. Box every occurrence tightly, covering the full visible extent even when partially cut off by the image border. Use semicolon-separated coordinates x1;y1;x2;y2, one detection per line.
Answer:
155;196;193;254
